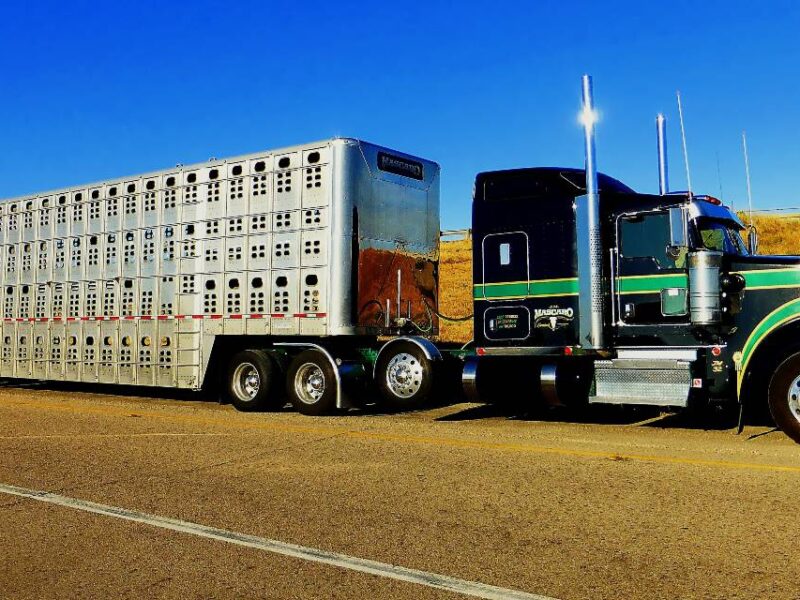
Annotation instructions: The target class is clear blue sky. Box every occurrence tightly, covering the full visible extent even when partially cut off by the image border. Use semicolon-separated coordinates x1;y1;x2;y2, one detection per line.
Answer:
1;0;798;228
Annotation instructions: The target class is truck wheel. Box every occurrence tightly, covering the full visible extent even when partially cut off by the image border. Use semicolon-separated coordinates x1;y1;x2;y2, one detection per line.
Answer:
768;352;800;443
287;350;337;416
227;350;282;412
375;341;434;410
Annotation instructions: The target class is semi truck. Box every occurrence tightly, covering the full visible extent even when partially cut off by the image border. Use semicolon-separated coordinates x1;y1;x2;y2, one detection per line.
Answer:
4;75;800;443
464;76;800;444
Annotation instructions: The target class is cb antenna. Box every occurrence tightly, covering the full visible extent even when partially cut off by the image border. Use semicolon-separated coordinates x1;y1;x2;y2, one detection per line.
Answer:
742;130;754;224
676;90;693;197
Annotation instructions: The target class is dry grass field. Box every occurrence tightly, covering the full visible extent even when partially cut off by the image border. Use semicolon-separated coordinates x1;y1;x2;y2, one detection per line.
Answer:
745;213;800;255
437;214;798;344
437;238;473;343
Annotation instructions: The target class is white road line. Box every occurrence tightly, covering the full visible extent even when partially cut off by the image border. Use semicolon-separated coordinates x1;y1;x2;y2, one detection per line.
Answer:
0;483;556;600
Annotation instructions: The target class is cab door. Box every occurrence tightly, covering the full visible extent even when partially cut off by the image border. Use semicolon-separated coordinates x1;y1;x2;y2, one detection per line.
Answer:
614;210;689;326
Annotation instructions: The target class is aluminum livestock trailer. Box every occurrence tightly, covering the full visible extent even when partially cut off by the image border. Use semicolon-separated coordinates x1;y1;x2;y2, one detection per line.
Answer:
0;138;446;414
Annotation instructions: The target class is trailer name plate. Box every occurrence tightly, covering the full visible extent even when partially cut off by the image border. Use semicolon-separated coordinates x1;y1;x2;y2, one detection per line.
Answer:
377;152;424;180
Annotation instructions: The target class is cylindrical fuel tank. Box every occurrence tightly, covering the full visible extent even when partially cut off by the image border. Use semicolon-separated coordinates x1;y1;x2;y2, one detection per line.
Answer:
688;250;723;325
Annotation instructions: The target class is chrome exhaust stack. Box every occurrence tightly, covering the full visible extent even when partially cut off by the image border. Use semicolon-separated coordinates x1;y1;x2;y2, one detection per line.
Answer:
576;74;605;349
656;113;669;195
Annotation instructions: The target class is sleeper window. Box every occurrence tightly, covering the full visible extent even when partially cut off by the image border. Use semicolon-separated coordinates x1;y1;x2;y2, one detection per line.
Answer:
499;243;511;266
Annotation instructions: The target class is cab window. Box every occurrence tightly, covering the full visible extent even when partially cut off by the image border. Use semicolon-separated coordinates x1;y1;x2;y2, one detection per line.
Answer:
619;212;672;267
695;219;749;255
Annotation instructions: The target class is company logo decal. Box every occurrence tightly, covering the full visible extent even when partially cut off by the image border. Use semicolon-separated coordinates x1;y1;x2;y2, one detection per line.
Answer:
377;152;424;180
534;306;574;331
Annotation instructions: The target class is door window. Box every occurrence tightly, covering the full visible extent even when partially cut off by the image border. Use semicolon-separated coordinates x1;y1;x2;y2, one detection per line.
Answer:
619;212;671;267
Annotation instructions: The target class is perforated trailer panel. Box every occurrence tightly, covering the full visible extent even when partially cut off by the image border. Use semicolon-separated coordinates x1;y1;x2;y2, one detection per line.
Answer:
0;139;440;389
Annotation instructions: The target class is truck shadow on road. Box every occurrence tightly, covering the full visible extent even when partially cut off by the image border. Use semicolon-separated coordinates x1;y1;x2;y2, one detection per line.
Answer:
434;399;777;435
0;379;227;406
0;378;779;437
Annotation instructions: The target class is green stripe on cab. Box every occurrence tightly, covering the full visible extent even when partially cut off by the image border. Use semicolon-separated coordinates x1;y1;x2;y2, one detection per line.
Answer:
473;278;579;300
740;268;800;290
617;273;688;294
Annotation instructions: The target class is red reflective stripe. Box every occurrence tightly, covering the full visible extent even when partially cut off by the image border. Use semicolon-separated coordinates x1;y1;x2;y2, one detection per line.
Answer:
0;313;328;322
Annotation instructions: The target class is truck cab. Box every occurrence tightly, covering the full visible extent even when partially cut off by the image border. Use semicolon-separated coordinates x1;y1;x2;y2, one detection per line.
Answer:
467;167;800;442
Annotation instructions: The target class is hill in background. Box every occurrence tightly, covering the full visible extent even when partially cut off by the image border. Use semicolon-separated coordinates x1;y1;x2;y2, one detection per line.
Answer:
745;213;800;255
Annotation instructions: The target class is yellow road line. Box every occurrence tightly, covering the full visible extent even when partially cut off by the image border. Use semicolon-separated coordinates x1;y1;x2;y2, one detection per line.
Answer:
1;396;798;474
0;432;231;440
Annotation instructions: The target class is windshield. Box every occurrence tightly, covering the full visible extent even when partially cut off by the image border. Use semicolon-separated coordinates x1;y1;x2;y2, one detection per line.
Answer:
695;219;749;255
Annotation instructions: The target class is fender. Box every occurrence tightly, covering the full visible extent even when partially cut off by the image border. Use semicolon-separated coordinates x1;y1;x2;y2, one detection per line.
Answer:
737;297;800;397
273;342;344;409
373;336;442;379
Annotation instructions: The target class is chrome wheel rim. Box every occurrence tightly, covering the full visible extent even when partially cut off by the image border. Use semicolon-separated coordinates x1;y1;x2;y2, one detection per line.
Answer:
386;352;423;399
232;362;260;401
295;363;326;404
787;375;800;423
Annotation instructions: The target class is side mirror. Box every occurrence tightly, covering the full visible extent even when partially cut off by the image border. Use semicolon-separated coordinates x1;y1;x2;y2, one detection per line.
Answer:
668;206;687;248
747;225;758;255
666;245;681;261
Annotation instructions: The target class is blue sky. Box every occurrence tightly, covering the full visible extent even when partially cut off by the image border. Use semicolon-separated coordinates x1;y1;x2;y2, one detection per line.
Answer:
1;1;798;228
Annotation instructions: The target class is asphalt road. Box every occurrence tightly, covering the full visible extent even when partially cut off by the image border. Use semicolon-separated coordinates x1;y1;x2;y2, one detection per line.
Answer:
0;383;797;599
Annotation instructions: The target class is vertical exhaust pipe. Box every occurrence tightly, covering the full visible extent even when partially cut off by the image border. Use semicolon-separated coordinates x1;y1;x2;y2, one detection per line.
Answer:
579;74;604;349
656;113;669;195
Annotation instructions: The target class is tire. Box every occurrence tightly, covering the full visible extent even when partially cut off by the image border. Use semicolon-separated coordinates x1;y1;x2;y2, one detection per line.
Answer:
226;350;282;412
286;350;338;416
767;352;800;443
375;341;435;411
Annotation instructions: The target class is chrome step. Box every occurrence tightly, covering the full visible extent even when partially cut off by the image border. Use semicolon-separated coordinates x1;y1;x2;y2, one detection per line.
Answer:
589;358;692;407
